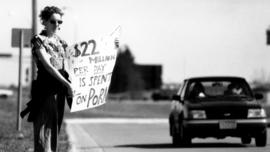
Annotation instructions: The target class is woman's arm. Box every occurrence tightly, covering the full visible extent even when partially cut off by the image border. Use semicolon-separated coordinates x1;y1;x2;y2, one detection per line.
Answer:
35;45;73;96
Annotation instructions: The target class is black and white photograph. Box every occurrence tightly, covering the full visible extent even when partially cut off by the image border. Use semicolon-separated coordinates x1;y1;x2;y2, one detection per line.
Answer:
0;0;270;152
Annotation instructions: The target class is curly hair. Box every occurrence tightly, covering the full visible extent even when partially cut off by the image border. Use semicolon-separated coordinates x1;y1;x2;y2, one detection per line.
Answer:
39;6;64;22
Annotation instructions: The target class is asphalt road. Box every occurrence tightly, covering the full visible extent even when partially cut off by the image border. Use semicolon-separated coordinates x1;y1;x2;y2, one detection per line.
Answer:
66;118;270;152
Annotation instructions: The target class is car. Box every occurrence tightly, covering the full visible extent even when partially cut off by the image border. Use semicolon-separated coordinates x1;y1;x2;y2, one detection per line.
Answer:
169;76;267;147
0;89;13;98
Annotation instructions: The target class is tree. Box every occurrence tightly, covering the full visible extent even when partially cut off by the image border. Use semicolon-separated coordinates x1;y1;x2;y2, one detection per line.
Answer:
109;45;144;93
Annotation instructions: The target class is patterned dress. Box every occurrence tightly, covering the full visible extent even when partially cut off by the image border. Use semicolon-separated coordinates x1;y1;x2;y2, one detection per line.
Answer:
30;30;69;152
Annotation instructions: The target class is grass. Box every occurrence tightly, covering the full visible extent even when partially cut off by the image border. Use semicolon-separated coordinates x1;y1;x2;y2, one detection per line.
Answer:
65;100;171;118
0;95;69;152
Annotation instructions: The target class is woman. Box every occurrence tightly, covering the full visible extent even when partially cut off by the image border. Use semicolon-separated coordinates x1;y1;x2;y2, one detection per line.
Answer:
29;6;73;152
22;6;119;151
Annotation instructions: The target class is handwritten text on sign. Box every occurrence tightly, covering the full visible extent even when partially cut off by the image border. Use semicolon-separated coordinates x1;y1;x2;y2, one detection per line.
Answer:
66;37;117;112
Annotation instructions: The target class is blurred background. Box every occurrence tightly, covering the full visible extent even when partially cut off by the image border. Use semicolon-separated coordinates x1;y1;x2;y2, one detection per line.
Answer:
2;0;270;101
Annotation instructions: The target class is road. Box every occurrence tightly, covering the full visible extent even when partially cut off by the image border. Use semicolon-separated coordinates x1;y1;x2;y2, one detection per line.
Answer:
65;118;270;152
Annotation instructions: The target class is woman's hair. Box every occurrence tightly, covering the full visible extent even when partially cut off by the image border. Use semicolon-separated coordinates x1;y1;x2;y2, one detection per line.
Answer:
39;6;64;22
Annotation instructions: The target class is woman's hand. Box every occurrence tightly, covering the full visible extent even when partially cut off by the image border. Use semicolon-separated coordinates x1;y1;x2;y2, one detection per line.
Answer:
67;83;74;98
114;38;120;48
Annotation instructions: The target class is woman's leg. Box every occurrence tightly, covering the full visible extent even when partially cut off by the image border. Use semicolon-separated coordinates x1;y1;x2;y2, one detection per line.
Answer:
33;115;49;152
57;93;65;132
33;95;58;152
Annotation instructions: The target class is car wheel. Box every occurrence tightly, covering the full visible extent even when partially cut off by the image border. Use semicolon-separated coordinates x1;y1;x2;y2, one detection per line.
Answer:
172;135;180;146
241;137;251;144
181;136;192;146
178;124;191;146
172;134;191;146
171;125;191;146
255;129;267;147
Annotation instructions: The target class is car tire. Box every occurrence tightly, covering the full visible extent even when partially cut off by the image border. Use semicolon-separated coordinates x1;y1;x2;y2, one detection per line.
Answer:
255;129;267;147
171;125;192;146
178;124;191;146
172;135;180;146
172;134;191;146
241;137;251;144
181;136;192;146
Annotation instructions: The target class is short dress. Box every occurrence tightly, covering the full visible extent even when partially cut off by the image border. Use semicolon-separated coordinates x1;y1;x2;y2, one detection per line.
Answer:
29;30;69;126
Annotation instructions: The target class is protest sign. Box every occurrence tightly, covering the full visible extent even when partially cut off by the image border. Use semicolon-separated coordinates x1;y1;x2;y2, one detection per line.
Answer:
65;28;120;112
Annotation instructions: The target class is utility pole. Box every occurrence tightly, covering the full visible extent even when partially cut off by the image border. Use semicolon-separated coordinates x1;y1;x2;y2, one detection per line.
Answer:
267;27;270;45
17;30;23;131
32;0;37;80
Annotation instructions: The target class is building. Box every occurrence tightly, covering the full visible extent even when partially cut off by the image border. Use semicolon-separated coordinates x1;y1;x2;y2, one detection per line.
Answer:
134;64;162;90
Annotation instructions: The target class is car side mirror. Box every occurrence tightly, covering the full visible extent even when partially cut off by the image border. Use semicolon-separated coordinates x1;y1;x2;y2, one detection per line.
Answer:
254;93;263;100
172;95;180;101
172;95;184;104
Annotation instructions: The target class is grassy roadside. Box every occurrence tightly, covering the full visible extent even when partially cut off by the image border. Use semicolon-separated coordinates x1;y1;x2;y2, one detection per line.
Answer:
65;100;171;118
0;96;69;152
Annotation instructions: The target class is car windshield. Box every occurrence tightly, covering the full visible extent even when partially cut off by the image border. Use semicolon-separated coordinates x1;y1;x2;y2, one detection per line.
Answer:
186;79;253;101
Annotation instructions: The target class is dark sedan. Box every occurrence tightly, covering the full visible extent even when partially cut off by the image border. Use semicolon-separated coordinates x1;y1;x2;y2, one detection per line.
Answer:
169;76;267;147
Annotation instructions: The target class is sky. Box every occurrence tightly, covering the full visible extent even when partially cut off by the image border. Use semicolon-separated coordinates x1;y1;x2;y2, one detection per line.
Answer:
1;0;270;86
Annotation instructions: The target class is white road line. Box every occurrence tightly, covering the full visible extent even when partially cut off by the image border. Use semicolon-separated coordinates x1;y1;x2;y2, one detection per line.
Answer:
66;122;104;152
65;124;78;152
65;118;168;124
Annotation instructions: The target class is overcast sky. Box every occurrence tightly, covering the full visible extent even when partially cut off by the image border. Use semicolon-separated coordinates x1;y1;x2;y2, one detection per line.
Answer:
1;0;270;86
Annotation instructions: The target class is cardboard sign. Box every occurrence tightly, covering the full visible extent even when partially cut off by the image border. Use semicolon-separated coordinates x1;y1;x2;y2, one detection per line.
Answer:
65;32;119;112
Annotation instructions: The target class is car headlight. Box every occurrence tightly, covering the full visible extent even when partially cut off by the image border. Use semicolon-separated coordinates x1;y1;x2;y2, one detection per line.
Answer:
190;110;206;119
247;109;266;118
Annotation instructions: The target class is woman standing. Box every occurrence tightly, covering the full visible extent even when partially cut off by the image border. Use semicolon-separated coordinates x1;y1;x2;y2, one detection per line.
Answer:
30;6;73;152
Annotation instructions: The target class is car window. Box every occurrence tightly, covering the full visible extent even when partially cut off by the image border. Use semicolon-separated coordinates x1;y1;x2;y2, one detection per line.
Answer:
179;81;188;100
186;80;252;100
